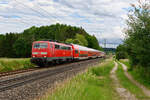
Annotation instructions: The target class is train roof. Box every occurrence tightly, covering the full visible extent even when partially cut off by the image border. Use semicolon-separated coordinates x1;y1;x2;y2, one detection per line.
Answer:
71;44;100;52
33;41;72;47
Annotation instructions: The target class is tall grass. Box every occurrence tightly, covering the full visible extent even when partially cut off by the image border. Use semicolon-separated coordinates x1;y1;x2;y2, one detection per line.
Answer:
0;58;34;72
41;59;120;100
116;62;148;100
120;60;150;89
119;59;130;68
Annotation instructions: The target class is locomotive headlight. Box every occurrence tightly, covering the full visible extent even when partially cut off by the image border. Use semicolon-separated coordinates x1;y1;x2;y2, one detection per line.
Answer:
41;52;47;55
33;52;38;54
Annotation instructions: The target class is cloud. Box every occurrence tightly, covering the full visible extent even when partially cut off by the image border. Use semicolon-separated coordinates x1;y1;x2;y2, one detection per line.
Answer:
0;0;138;47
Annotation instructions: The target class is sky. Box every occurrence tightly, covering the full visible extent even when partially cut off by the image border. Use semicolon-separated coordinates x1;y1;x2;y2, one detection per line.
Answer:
0;0;137;48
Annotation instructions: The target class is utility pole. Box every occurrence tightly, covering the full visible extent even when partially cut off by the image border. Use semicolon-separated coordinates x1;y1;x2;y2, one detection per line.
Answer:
104;39;106;48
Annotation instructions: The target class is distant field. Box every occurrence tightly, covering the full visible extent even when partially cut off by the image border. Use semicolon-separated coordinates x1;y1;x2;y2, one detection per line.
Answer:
0;58;34;72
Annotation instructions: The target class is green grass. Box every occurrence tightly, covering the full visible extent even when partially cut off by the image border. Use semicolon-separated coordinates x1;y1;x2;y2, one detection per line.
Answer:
0;58;34;72
119;59;130;68
120;60;150;89
116;61;149;100
41;59;120;100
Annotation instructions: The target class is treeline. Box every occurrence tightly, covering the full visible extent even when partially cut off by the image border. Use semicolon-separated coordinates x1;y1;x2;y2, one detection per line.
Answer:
116;2;150;68
0;23;102;58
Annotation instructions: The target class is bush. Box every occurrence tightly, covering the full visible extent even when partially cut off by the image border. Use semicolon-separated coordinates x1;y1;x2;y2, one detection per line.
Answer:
124;1;150;67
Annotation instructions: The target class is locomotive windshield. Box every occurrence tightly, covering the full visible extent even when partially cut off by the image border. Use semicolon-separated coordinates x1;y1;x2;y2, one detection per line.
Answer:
34;43;48;48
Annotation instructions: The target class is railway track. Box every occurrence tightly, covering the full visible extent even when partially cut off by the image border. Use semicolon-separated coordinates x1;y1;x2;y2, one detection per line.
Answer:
0;58;100;92
0;68;39;77
0;59;93;78
0;61;79;78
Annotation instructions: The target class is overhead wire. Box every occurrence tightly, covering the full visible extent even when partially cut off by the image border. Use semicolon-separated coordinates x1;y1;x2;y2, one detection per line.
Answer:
0;15;31;26
14;0;82;26
14;0;48;18
13;0;61;25
33;4;61;23
0;0;41;26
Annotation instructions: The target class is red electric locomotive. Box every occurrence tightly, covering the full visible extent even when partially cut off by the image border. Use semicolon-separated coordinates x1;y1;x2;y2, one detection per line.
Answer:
31;40;105;67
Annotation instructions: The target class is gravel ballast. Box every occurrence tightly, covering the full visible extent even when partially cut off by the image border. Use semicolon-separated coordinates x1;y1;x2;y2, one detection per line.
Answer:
0;59;100;100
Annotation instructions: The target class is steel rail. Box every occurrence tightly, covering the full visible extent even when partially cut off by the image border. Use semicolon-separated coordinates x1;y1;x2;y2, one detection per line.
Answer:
0;58;100;92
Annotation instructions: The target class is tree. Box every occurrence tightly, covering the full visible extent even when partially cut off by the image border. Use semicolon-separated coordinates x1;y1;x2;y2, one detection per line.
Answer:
115;44;128;60
85;35;103;50
65;34;87;46
0;33;19;57
65;39;74;44
75;34;88;46
13;38;29;58
0;35;5;57
124;1;150;67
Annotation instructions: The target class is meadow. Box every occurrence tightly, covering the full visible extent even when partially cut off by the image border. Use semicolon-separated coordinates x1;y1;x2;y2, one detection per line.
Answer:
0;58;34;72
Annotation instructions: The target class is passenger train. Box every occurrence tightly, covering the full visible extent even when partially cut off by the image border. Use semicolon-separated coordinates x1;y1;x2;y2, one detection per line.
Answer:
31;40;105;67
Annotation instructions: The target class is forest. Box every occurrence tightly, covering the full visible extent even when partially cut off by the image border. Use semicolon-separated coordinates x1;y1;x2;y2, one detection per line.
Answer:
0;23;102;58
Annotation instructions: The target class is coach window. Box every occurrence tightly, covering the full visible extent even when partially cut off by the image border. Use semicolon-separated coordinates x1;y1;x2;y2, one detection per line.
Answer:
61;46;65;50
64;46;67;50
60;46;63;49
55;44;60;49
66;47;68;50
75;50;78;54
67;47;71;50
65;47;68;50
66;47;69;50
65;46;68;50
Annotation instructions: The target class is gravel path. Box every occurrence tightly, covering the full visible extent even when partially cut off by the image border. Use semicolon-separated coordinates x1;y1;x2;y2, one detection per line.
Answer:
110;61;138;100
119;62;150;97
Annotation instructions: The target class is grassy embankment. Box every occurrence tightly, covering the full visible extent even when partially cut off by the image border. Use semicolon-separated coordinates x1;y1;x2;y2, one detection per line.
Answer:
116;61;148;100
41;59;120;100
0;58;34;72
120;59;150;89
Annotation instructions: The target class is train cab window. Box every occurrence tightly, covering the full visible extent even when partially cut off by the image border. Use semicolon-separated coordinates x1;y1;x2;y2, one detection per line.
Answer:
75;50;78;54
55;44;60;49
34;43;48;48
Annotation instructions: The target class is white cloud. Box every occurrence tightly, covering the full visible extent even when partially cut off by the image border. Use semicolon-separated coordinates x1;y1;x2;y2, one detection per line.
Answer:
0;0;138;46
